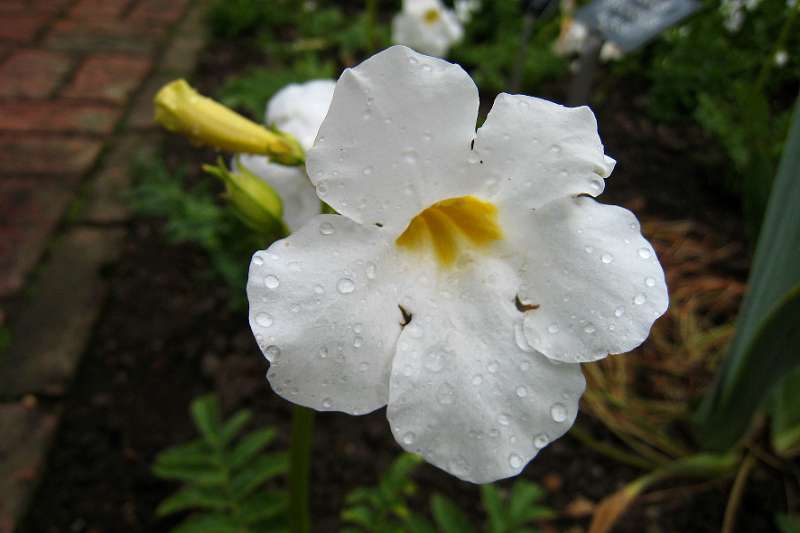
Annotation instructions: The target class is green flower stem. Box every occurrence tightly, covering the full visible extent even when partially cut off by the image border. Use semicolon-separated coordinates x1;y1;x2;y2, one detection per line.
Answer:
289;405;315;533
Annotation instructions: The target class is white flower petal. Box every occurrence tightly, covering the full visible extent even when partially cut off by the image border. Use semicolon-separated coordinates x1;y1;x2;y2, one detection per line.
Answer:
474;94;613;210
306;46;479;236
236;155;320;233
247;215;404;414
500;196;668;363
386;260;585;483
265;79;336;150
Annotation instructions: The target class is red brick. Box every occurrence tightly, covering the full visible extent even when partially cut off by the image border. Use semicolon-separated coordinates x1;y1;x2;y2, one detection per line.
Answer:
69;0;130;19
44;17;164;53
0;136;102;175
127;0;189;25
0;101;120;134
0;14;50;42
0;49;73;98
62;54;151;104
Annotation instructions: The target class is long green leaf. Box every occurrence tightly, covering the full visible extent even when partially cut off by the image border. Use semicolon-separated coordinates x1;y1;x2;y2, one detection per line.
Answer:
480;485;505;533
230;452;289;499
238;490;288;525
695;96;800;449
156;486;230;517
769;361;800;456
228;427;277;470
191;395;224;449
219;409;252;446
170;513;242;533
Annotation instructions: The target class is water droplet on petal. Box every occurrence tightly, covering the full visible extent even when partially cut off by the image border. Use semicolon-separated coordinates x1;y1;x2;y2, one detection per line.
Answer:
366;262;377;279
320;222;335;235
362;166;373;176
472;374;483;385
534;433;549;449
645;276;656;287
584;324;596;334
614;306;625;317
322;398;333;409
402;431;416;445
264;275;279;289
255;313;273;328
314;284;325;294
437;383;455;404
487;360;499;373
337;278;355;294
264;345;280;361
509;453;523;469
516;386;528;398
319;347;328;359
498;413;511;426
584;245;594;254
550;145;562;154
547;324;560;334
253;255;264;266
601;253;613;264
550;403;567;422
638;247;652;259
633;293;647;305
353;336;364;348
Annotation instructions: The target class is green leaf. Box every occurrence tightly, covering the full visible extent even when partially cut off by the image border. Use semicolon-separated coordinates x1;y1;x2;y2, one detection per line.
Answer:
480;485;505;533
191;395;224;449
431;494;475;533
153;439;216;472
170;512;242;533
152;462;227;487
509;481;554;524
404;512;437;533
219;409;252;446
230;452;289;499
228;428;277;470
695;97;800;449
776;513;800;533
238;490;288;525
379;454;422;499
156;486;230;517
769;365;800;456
341;504;375;527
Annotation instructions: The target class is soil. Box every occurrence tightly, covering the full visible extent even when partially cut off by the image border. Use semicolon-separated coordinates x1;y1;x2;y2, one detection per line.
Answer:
16;15;790;533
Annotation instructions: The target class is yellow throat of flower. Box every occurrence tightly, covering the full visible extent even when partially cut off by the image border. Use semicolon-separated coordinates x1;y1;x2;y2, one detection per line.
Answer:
396;196;503;267
423;8;441;24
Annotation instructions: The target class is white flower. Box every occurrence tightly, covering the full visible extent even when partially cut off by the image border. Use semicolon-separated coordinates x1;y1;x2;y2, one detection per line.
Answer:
247;46;668;483
392;0;464;57
454;0;481;23
236;80;335;232
553;19;589;57
775;49;789;67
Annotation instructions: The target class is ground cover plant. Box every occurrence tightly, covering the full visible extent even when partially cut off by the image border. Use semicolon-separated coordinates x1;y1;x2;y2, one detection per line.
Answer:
19;0;800;532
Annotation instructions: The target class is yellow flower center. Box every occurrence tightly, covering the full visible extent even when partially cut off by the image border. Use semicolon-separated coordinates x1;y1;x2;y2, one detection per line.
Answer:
423;8;441;24
396;196;503;267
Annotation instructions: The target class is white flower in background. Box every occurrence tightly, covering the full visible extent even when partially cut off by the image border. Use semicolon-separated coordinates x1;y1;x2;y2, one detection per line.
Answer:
454;0;481;23
599;41;624;62
392;0;464;57
721;0;745;32
236;80;335;232
553;19;588;57
774;49;789;67
247;46;668;483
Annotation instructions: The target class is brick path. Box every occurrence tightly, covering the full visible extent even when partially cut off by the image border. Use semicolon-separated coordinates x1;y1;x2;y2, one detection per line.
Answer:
0;1;208;530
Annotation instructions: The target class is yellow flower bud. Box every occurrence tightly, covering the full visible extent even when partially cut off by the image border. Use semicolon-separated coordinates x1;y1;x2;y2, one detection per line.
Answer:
155;79;305;166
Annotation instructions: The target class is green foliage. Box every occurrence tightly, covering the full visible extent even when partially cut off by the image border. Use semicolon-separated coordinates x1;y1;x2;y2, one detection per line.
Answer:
451;2;567;95
153;395;289;532
777;513;800;533
129;156;264;308
206;0;296;40
216;55;337;117
695;98;800;450
341;454;554;533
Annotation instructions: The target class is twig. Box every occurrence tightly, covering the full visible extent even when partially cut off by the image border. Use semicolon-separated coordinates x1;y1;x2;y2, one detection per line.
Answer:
721;453;757;533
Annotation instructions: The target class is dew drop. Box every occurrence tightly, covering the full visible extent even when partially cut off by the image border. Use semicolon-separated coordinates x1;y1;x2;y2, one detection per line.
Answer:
645;276;656;287
319;222;335;235
359;361;369;372
516;386;528;398
322;398;333;409
313;284;325;294
472;374;483;386
614;306;625;318
509;453;523;469
253;255;264;266
402;431;416;445
638;247;652;259
633;293;647;305
362;166;373;176
264;345;280;361
584;324;596;334
402;149;418;164
487;360;499;373
601;253;614;264
550;145;562;154
550;403;567;422
422;64;432;72
255;313;273;328
366;262;377;279
319;346;328;359
337;278;355;294
533;433;549;449
547;324;560;334
498;413;511;426
584;245;594;254
437;383;455;404
264;275;279;289
353;336;364;348
317;181;329;195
